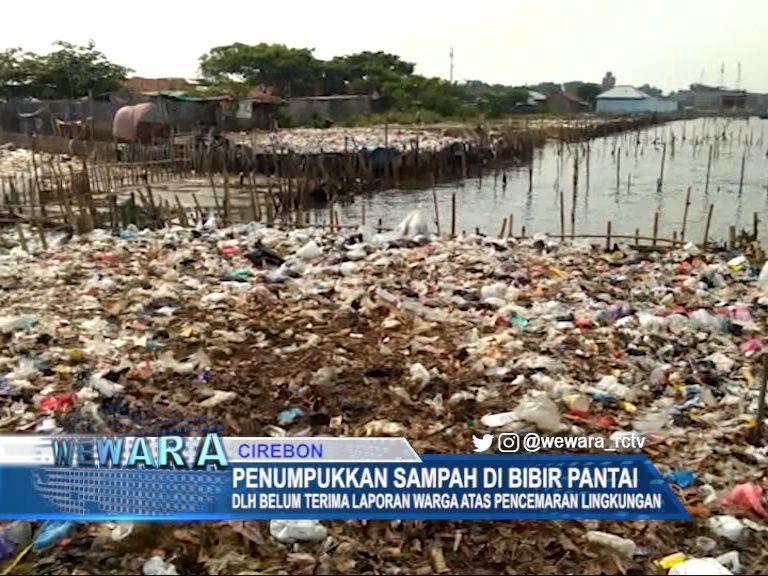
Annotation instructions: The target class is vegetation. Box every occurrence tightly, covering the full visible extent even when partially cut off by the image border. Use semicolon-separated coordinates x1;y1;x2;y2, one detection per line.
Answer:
0;39;627;123
0;41;131;99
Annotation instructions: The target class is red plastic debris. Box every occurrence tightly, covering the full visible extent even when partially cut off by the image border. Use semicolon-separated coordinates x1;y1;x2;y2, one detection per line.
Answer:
92;252;120;265
574;318;593;328
564;410;615;429
36;393;75;412
220;246;241;257
495;316;512;328
741;338;762;355
720;482;768;519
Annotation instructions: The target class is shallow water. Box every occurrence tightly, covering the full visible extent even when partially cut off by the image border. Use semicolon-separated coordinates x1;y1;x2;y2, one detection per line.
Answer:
330;117;768;243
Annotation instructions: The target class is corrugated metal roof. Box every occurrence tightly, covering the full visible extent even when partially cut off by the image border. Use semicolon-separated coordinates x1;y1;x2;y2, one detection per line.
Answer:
597;86;650;100
528;90;547;101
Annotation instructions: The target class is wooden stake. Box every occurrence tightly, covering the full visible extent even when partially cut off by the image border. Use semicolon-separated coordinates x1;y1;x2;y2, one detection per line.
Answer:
754;212;759;240
658;142;667;192
752;354;768;446
560;189;565;240
35;218;47;250
702;203;714;247
15;223;28;252
616;149;621;191
451;191;457;238
634;228;640;247
432;186;441;236
508;213;513;238
729;225;736;250
498;217;507;239
680;186;692;242
738;153;746;196
175;195;189;227
652;212;659;247
605;221;612;251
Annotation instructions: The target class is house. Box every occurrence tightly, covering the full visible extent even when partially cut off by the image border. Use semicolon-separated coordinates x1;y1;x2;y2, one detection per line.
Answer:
122;77;197;94
547;91;590;114
527;90;547;108
596;86;678;113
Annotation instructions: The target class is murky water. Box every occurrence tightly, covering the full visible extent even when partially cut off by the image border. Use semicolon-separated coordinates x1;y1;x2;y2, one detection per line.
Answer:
331;117;768;243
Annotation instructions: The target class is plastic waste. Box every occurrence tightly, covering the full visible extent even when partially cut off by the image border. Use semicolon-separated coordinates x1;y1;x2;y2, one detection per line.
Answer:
655;552;687;570
758;261;768;286
297;240;322;260
269;519;328;543
33;520;77;549
585;530;636;557
3;521;32;547
364;419;406;436
664;469;696;488
668;558;732;576
394;210;429;239
36;393;75;412
199;390;237;408
720;482;768;518
143;556;179;576
595;375;636;402
516;393;562;433
480;411;520;428
278;407;305;425
740;338;762;355
0;535;14;560
708;515;745;542
410;363;431;386
110;521;134;541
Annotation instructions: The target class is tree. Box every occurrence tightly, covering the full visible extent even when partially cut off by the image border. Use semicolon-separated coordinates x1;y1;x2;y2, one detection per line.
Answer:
0;41;130;99
576;83;602;108
530;82;562;96
601;71;616;91
199;43;321;96
637;83;663;97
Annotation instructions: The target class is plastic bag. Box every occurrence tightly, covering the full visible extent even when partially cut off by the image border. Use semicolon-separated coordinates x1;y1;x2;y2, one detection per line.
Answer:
269;519;328;543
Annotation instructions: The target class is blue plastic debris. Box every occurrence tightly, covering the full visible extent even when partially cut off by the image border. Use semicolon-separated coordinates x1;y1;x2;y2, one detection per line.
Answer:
664;469;697;489
0;376;12;396
277;407;305;425
590;391;617;404
33;521;77;550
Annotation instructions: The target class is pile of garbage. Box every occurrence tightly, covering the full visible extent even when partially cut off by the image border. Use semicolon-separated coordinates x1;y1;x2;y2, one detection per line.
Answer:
241;127;477;154
0;213;767;574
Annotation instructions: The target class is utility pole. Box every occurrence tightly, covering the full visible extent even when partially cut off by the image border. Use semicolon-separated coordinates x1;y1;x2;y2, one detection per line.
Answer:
450;47;454;83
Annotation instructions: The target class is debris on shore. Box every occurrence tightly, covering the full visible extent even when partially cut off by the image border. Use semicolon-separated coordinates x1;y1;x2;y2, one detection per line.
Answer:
0;215;767;574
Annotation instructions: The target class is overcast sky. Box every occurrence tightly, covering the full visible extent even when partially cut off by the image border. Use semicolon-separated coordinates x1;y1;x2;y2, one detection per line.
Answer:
2;0;767;92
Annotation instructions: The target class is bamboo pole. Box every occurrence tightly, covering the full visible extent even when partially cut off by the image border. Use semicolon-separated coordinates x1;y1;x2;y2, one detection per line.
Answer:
754;212;759;240
498;217;507;239
451;191;457;238
752;354;768;446
738;153;746;196
702;203;714;247
15;223;28;252
657;142;667;192
508;213;513;238
605;221;612;251
680;186;692;242
616;149;621;191
560;189;565;240
432;185;441;236
652;212;659;247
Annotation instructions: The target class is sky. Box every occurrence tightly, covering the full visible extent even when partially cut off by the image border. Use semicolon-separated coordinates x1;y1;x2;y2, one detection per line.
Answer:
2;0;767;93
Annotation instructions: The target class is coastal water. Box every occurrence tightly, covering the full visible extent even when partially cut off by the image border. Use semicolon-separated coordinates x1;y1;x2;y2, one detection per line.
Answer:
332;117;768;242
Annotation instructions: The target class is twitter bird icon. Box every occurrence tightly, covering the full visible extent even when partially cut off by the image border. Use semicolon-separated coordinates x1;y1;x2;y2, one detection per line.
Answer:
472;434;494;453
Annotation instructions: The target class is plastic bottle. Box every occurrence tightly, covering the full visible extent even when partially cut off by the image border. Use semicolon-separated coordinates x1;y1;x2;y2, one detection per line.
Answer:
585;530;636;558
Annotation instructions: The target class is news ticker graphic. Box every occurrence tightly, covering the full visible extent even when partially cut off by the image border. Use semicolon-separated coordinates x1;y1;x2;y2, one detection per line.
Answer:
0;434;690;521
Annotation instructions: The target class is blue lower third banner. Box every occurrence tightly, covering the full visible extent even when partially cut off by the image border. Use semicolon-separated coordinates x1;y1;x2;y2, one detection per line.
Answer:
0;435;690;520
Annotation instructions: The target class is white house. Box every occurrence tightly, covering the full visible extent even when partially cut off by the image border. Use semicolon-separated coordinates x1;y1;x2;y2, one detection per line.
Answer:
596;86;678;114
